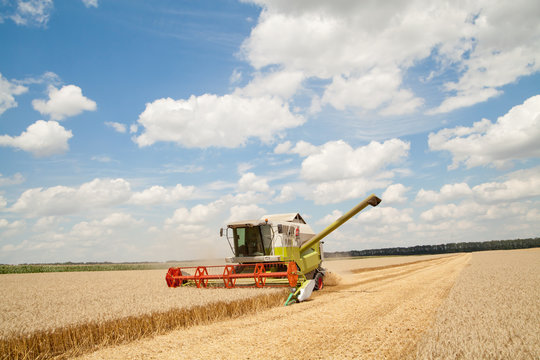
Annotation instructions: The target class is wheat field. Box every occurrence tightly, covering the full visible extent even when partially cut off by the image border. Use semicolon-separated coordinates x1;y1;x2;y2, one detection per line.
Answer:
0;269;282;338
77;254;469;359
1;255;446;340
416;248;540;359
75;250;539;359
0;268;283;359
2;250;538;359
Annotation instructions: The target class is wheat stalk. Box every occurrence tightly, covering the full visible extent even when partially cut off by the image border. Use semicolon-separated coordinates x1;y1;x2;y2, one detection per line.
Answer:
0;290;286;360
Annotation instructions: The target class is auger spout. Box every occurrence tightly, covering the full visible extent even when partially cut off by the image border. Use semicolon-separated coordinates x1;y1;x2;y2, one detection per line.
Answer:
300;194;381;253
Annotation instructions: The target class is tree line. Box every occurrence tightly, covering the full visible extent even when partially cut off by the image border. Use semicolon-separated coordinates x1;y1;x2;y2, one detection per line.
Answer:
324;237;540;258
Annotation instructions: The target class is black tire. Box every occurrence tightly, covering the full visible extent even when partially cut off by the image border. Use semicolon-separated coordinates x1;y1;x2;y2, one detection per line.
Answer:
314;272;324;291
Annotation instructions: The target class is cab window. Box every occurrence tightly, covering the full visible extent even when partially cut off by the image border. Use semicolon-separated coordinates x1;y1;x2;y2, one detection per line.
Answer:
233;226;266;256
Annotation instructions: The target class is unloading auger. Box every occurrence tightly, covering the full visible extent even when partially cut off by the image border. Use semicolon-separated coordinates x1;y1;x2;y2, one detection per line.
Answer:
166;194;381;290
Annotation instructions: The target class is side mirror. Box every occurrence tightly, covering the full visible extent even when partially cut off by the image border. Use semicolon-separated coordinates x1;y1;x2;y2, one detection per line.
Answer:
220;228;223;237
277;224;283;234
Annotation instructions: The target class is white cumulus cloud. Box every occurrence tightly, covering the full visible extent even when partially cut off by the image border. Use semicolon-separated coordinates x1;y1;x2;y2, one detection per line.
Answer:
381;183;410;204
229;69;242;84
354;206;413;225
226;204;266;223
429;94;540;169
321;68;423;115
273;141;292;154
0;120;73;157
310;178;390;205
237;172;270;193
0;219;26;240
32;85;97;120
429;1;540;113
419;201;532;223
130;184;195;205
11;0;53;27
416;183;473;203
417;167;540;228
236;70;305;100
416;167;540;205
166;201;224;225
317;209;343;226
105;122;127;133
420;201;485;222
71;213;141;239
134;94;304;148
294;139;410;204
0;173;25;186
81;0;98;8
10;178;132;217
274;140;319;157
274;185;295;203
242;0;540;114
472;168;540;203
300;139;410;183
0;73;28;116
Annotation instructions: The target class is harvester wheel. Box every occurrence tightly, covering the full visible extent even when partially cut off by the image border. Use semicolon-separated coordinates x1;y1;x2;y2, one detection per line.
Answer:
314;272;324;291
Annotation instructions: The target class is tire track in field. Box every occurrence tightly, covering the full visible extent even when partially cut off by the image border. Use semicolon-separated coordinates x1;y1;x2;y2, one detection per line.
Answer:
325;254;460;292
79;253;470;360
351;254;458;273
360;255;469;358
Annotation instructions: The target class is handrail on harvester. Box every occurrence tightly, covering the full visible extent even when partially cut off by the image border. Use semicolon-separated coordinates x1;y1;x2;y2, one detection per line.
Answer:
299;193;382;253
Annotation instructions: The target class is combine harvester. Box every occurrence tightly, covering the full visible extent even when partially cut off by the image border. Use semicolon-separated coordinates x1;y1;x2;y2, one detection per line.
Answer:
166;194;381;304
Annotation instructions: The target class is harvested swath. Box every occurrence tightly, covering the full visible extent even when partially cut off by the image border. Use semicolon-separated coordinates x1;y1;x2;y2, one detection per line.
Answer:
0;290;286;360
351;255;456;274
324;254;458;292
416;248;540;359
324;253;450;275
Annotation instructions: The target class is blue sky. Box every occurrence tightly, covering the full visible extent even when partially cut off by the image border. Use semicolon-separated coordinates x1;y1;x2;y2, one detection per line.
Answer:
0;0;539;264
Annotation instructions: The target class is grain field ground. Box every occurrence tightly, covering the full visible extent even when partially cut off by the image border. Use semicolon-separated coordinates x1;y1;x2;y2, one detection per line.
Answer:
416;248;540;359
0;269;280;338
0;262;283;359
5;250;537;359
77;253;469;359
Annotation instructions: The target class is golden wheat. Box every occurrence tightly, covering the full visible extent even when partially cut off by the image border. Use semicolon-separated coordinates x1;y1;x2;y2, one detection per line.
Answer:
76;254;470;359
5;250;534;360
0;269;281;338
0;290;286;360
0;268;285;360
3;257;445;339
416;248;540;359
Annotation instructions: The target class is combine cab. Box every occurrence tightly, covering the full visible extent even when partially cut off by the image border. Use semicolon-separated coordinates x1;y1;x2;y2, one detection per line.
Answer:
166;194;381;290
